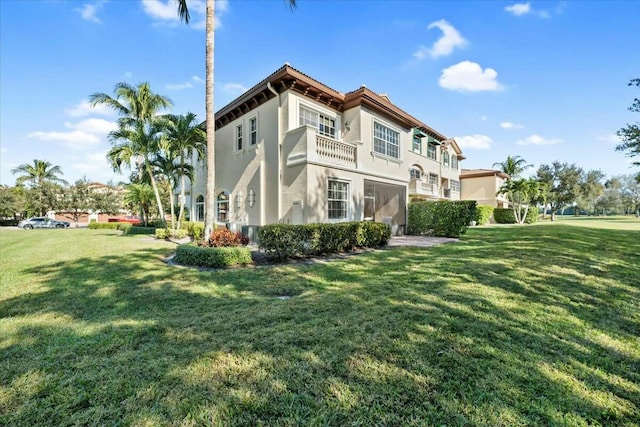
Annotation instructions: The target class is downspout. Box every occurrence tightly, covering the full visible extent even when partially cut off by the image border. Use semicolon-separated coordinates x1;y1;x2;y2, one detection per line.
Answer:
267;82;282;222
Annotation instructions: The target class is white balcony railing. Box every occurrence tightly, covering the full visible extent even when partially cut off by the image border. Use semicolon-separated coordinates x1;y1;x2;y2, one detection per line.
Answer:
315;135;357;169
409;179;439;197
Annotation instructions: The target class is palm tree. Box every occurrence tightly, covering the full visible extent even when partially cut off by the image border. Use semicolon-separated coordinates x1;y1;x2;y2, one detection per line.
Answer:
12;159;68;216
174;0;296;237
12;159;67;188
161;113;206;229
151;151;194;231
497;178;539;224
492;155;532;178
124;183;154;226
90;82;172;227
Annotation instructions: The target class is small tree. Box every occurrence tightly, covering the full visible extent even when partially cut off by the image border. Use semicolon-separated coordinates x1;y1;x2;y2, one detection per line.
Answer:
616;78;640;180
497;178;539;224
536;162;583;220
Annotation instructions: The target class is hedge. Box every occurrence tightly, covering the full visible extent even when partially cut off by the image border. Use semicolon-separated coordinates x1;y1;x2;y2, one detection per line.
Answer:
180;221;205;240
0;219;19;226
258;221;391;260
155;228;188;239
174;244;252;268
122;226;156;235
475;205;494;225
88;222;130;230
493;208;539;224
407;200;477;237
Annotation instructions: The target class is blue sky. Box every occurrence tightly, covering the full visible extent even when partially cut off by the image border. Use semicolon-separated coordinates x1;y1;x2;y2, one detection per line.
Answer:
1;0;638;186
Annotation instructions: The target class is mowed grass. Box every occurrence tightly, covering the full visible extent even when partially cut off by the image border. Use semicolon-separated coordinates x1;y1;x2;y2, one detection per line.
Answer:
541;215;640;231
0;223;638;426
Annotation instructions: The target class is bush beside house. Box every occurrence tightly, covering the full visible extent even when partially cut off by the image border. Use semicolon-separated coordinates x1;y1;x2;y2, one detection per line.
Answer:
475;205;494;225
493;208;539;224
407;200;477;237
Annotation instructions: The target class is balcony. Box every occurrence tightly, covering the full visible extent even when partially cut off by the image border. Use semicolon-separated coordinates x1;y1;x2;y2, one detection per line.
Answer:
409;179;439;197
285;126;358;169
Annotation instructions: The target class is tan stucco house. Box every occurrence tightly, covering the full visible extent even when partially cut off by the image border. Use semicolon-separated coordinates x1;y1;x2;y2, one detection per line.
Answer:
186;64;464;235
460;169;510;208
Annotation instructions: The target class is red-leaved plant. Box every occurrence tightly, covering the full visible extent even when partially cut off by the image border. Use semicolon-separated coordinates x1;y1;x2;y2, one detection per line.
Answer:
200;228;249;247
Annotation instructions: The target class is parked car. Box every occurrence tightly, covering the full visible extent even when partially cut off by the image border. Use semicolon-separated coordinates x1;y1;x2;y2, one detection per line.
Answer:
18;217;70;229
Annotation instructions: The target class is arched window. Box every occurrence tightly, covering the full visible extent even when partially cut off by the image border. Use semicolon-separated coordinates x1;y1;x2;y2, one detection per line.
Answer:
217;191;229;222
195;195;204;222
409;165;423;180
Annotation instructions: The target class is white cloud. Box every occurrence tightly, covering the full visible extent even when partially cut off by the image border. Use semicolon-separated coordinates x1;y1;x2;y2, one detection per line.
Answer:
27;119;116;150
124;71;133;79
142;0;228;30
192;75;204;84
76;0;107;23
500;121;524;129
439;61;503;92
598;134;622;145
65;100;113;117
516;134;562;145
71;151;120;182
505;2;531;16
223;82;248;96
165;82;193;90
455;134;493;150
413;19;466;60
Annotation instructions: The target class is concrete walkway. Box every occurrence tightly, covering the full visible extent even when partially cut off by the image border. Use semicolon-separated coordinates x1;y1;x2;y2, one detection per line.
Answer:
387;235;458;247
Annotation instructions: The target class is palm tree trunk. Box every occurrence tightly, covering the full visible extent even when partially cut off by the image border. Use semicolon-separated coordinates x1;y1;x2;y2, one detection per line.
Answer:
177;154;186;229
145;161;167;228
204;0;216;239
168;182;175;231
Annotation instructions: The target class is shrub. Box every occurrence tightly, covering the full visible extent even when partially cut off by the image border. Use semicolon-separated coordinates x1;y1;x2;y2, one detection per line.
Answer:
174;244;252;268
475;205;494;225
258;221;391;260
0;219;19;226
181;221;204;241
203;228;248;247
122;226;155;235
407;200;477;237
493;208;539;224
88;222;122;230
155;228;188;239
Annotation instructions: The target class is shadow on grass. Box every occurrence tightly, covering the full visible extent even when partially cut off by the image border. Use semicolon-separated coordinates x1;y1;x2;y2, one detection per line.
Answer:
1;225;638;425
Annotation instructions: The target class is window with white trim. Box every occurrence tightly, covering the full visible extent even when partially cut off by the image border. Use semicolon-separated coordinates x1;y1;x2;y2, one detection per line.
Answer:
451;155;459;170
195;195;205;221
300;106;336;138
443;151;450;168
427;143;437;160
451;180;460;192
373;122;399;159
249;117;257;145
429;173;439;185
235;124;243;150
327;179;349;220
409;166;422;180
216;191;229;222
412;136;421;153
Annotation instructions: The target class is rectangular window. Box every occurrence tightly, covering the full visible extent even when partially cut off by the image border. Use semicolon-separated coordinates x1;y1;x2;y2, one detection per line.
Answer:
327;179;349;220
300;106;336;138
451;156;458;170
235;124;243;150
249;117;257;145
427;143;437;160
451;180;460;192
373;122;399;159
412;136;421;153
429;173;438;185
443;152;450;168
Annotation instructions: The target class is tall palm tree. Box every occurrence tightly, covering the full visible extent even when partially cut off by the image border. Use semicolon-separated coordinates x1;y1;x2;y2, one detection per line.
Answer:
106;120;168;227
12;159;67;188
492;155;532;178
174;0;296;237
161;113;206;229
12;159;68;216
90;82;172;227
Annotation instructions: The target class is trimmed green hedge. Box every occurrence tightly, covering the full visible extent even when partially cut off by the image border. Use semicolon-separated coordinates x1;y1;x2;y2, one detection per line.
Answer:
88;222;130;230
258;222;391;260
122;226;156;235
174;244;252;268
475;205;494;225
493;208;539;224
407;200;477;237
0;219;19;226
155;228;188;239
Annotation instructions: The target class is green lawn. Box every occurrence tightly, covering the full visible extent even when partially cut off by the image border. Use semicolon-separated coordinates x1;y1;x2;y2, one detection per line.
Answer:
1;223;639;426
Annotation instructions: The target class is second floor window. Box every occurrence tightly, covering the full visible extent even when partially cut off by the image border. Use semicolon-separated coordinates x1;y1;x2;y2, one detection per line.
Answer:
451;180;460;192
300;106;336;138
409;167;422;180
412;136;421;153
373;122;399;159
427;143;437;160
236;124;243;150
443;151;450;168
451;156;458;170
429;173;439;185
249;117;257;145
